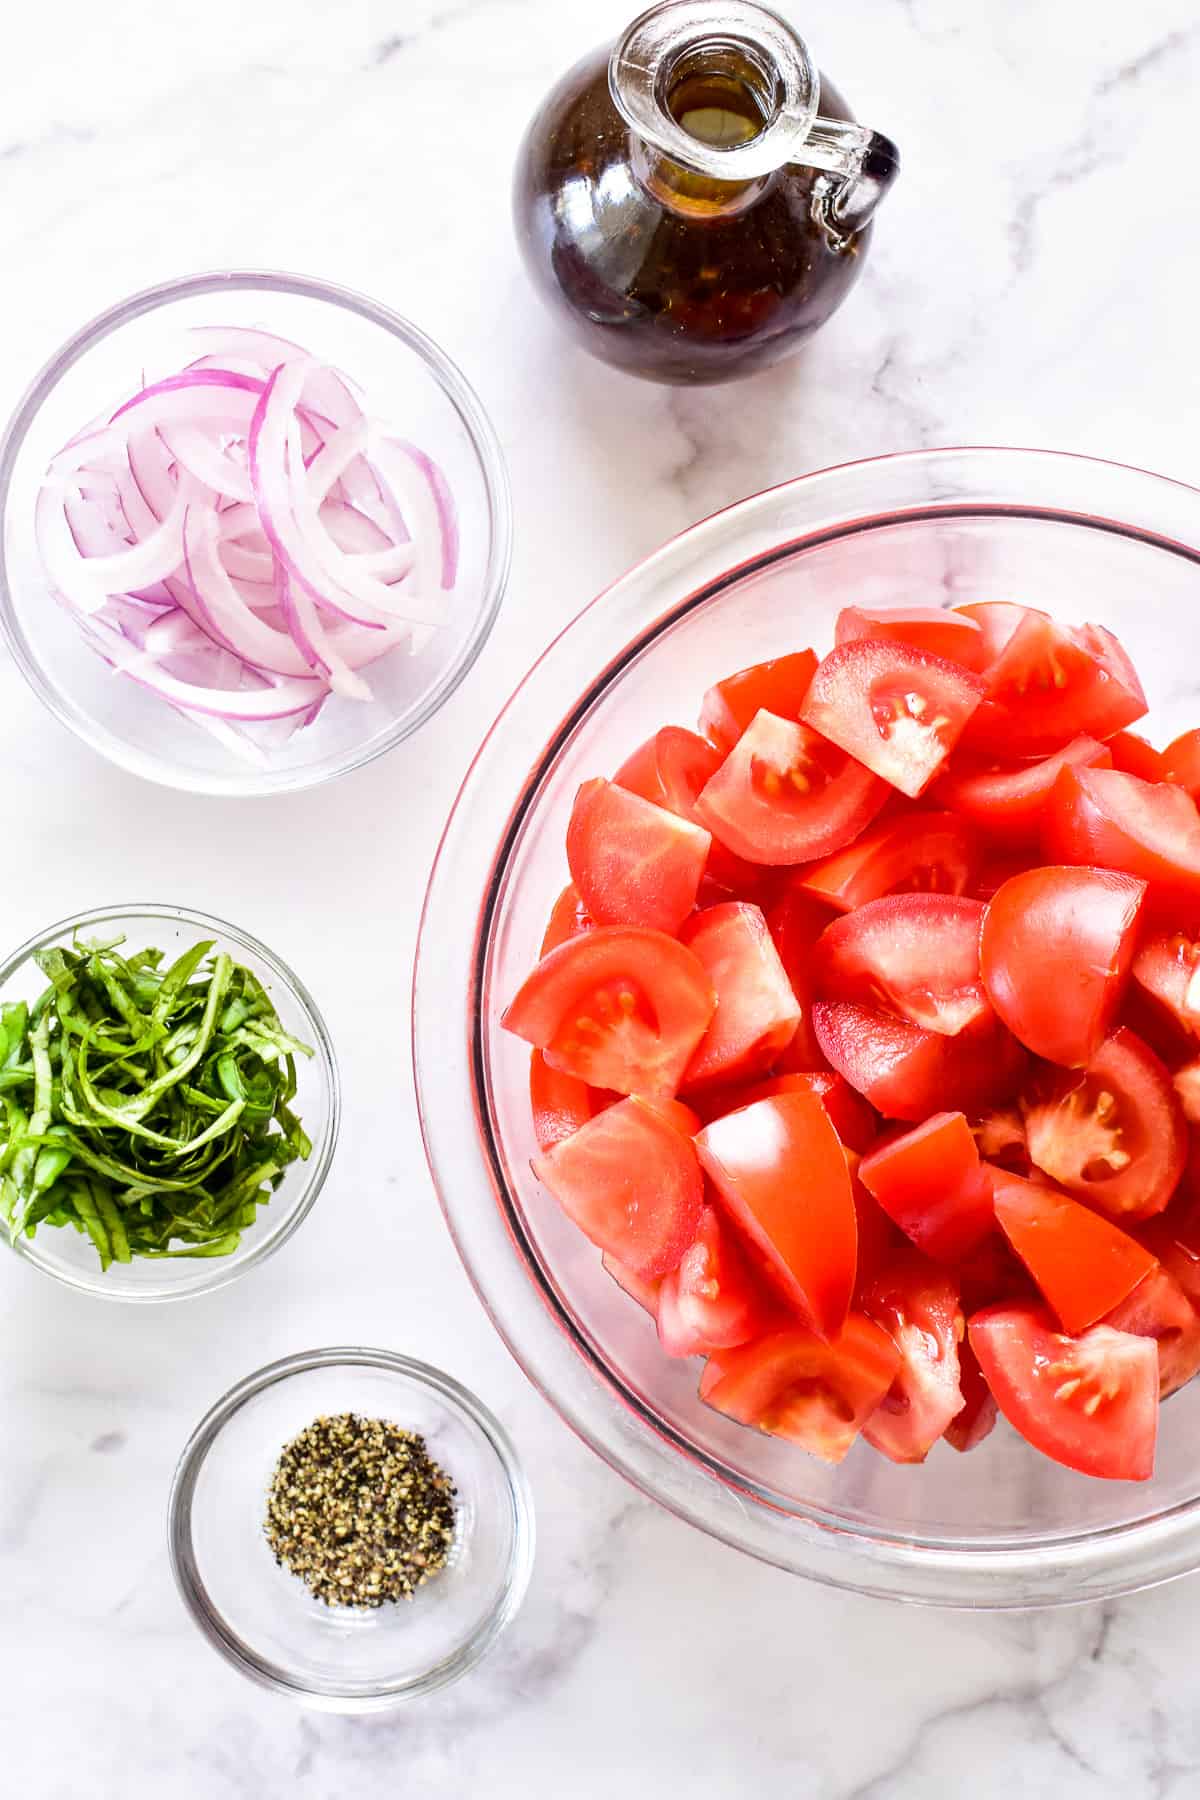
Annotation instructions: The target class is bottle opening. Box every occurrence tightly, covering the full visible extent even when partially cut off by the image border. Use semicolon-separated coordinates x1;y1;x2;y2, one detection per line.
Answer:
664;41;779;149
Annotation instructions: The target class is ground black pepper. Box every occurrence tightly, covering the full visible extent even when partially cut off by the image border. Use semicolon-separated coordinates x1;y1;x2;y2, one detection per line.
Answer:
264;1413;456;1608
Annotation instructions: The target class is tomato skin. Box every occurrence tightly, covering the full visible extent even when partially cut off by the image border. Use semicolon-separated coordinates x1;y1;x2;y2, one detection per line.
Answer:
990;1168;1157;1334
529;1051;613;1151
696;709;889;866
835;603;988;668
540;883;594;957
813;998;1027;1122
698;651;820;755
860;1255;965;1463
700;1315;900;1463
1044;766;1200;909
1164;728;1200;802
962;613;1147;756
1104;1265;1200;1398
815;894;990;1038
503;926;716;1098
1109;731;1169;783
679;903;801;1091
860;1112;994;1263
931;736;1112;848
656;1205;774;1357
1023;1027;1187;1221
980;865;1147;1067
969;1305;1158;1481
1132;931;1200;1039
602;1252;663;1314
794;811;981;914
943;1339;998;1453
765;887;837;1072
614;726;765;898
533;1097;704;1278
723;1070;879;1153
800;638;987;799
566;778;710;935
695;1091;858;1338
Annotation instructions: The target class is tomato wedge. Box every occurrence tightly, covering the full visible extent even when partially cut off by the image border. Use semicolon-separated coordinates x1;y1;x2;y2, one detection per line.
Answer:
614;725;764;898
943;1339;998;1453
813;999;1027;1122
835;603;988;668
502;926;716;1097
656;1205;774;1358
800;638;987;798
696;709;888;866
700;1316;900;1462
931;735;1112;847
1109;731;1169;783
980;866;1146;1066
539;883;593;957
679;903;800;1090
705;1070;878;1153
602;1252;662;1314
533;1097;703;1277
859;1112;994;1263
765;886;837;1072
529;1050;612;1151
991;1168;1156;1334
698;650;818;755
566;778;709;934
794;811;981;914
1164;727;1200;801
961;611;1146;756
1044;766;1200;909
1023;1027;1186;1221
860;1255;965;1463
969;1305;1158;1480
695;1091;857;1337
1132;931;1200;1039
1104;1265;1200;1399
815;894;989;1038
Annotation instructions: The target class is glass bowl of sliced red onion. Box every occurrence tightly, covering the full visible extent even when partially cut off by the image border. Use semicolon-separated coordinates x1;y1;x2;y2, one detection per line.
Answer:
0;271;511;795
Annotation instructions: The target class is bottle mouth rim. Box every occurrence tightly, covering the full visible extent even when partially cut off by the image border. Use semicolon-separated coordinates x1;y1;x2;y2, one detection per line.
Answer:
610;0;821;180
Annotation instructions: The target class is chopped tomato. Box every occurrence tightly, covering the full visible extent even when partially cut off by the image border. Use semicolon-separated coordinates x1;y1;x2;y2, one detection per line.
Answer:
719;1070;878;1153
800;638;987;798
815;893;990;1038
931;736;1112;847
502;926;716;1097
1104;1265;1200;1398
1132;931;1200;1039
794;811;981;913
813;999;1027;1122
602;1252;662;1314
835;603;988;668
860;1112;994;1263
566;778;709;934
700;1315;900;1463
956;1231;1035;1313
642;1097;702;1136
845;1148;900;1293
969;1305;1158;1480
695;1090;857;1338
614;726;764;897
1023;1027;1186;1221
679;903;801;1090
696;709;888;865
1138;1193;1200;1313
961;611;1146;756
698;650;819;755
860;1255;965;1463
969;852;1038;903
970;1104;1029;1172
1109;730;1169;783
656;1205;774;1358
990;1168;1157;1334
532;1097;703;1278
943;1339;998;1453
765;886;837;1072
1164;727;1200;801
529;1050;612;1151
539;883;593;957
1175;1059;1200;1124
1044;766;1200;909
980;866;1146;1066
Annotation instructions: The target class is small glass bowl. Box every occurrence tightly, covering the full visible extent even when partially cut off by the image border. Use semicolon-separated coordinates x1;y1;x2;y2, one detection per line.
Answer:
168;1348;535;1710
0;903;339;1302
0;270;512;797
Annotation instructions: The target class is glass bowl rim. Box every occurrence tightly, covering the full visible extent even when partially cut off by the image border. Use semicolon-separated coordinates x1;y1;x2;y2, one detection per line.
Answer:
415;444;1200;1608
167;1344;536;1709
0;268;514;798
0;899;340;1304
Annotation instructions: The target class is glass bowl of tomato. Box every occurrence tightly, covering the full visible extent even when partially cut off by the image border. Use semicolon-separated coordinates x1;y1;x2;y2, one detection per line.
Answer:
415;446;1200;1607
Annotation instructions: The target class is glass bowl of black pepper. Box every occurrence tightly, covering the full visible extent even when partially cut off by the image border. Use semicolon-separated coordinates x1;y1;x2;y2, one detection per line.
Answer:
167;1347;534;1709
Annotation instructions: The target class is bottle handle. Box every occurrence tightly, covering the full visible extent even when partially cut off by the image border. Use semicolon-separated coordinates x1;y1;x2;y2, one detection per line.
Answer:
799;118;900;247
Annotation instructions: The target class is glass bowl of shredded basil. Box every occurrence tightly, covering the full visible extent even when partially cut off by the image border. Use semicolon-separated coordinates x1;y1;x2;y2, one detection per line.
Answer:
0;904;339;1300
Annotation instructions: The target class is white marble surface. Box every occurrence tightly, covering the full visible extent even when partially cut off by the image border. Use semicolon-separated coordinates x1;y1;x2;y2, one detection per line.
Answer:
5;0;1200;1792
